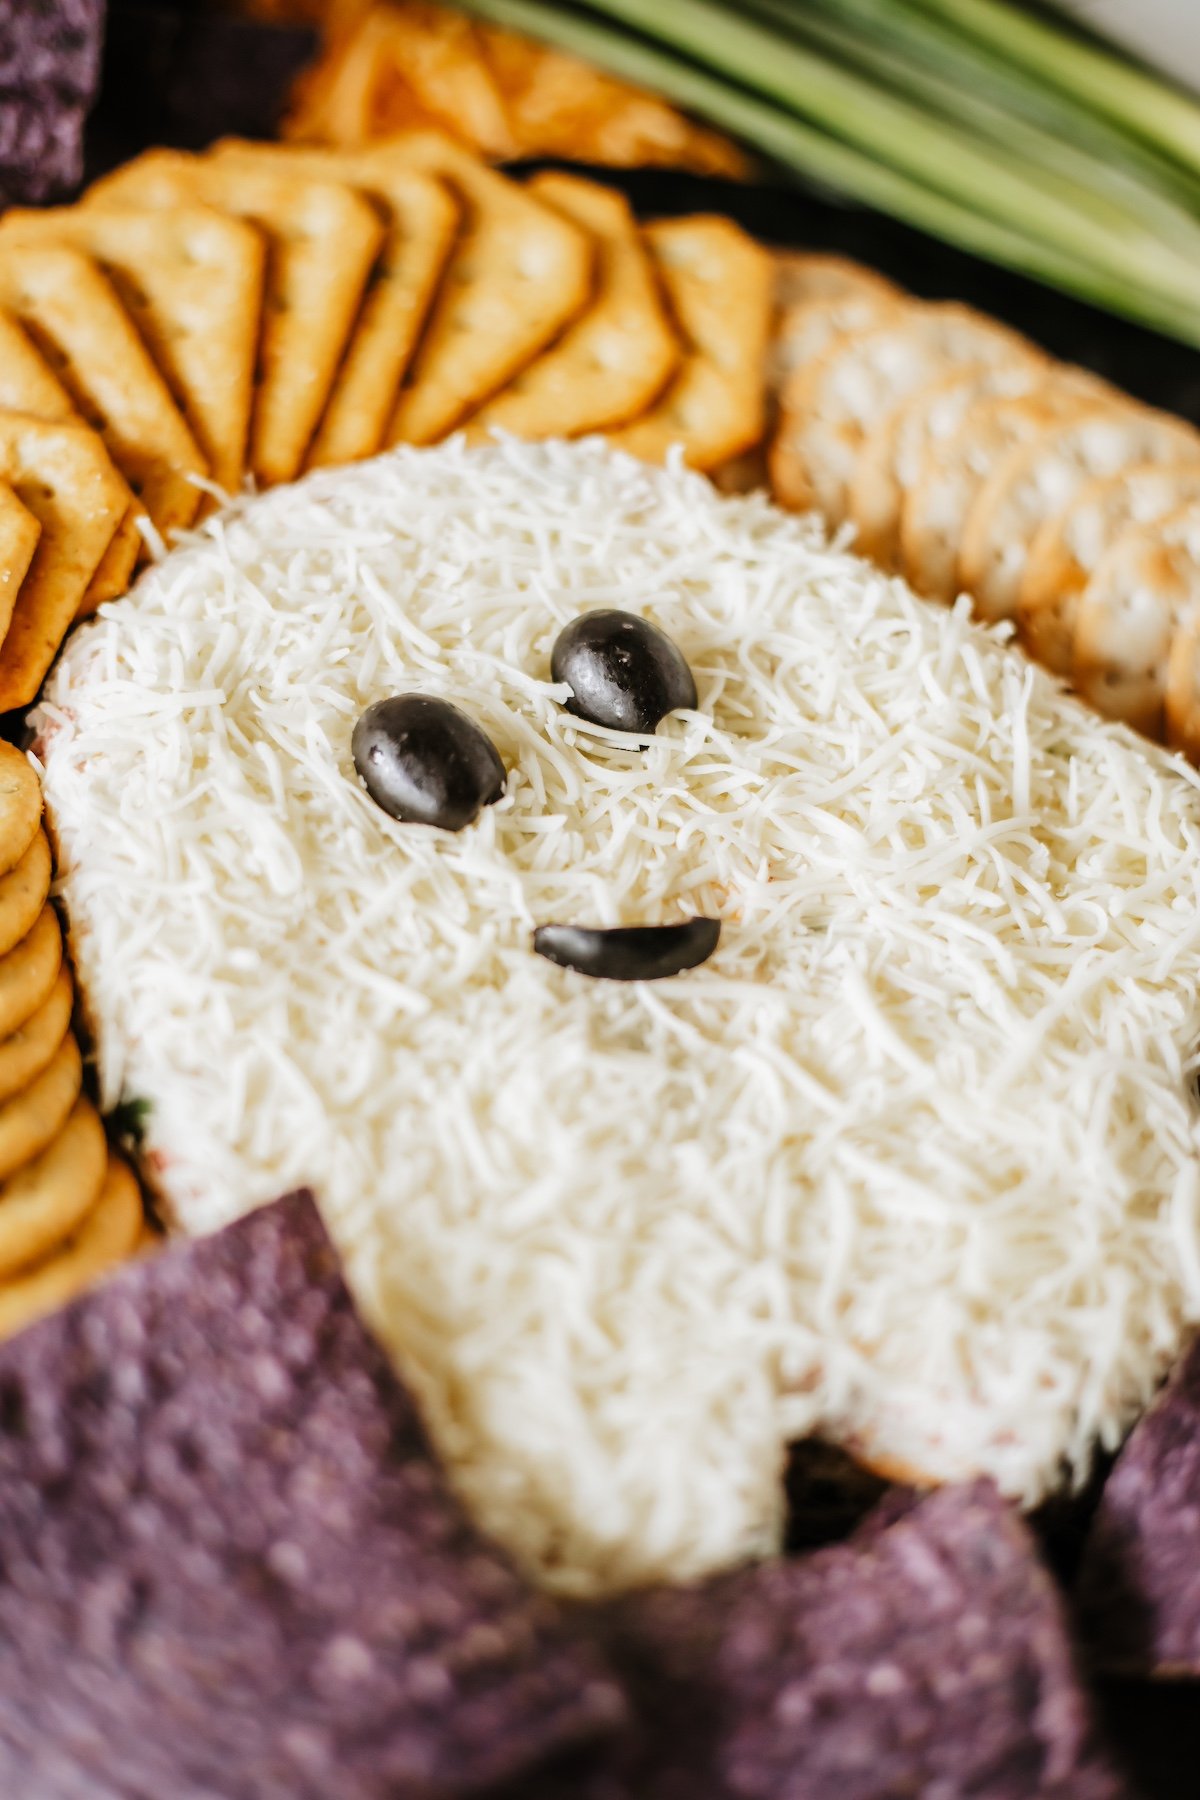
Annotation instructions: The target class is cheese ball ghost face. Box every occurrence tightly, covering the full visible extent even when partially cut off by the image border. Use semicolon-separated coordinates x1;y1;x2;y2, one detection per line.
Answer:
37;441;1200;1597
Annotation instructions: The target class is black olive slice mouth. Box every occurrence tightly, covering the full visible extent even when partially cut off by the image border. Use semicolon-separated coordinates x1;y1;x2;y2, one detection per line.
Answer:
532;918;721;981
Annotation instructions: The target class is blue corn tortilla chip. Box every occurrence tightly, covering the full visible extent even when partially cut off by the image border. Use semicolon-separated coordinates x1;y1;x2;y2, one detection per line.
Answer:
0;0;105;202
520;1482;1126;1800
1077;1335;1200;1677
0;86;90;204
0;1189;627;1799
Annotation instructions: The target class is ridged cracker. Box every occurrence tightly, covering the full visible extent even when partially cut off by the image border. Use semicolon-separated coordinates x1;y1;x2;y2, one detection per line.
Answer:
356;132;593;446
87;149;385;487
0;1094;106;1279
0;965;71;1105
773;251;900;311
0;413;129;709
0;906;61;1042
206;139;460;469
0;746;40;881
0;482;40;622
850;353;1045;570
961;400;1199;624
1;202;266;499
1017;461;1200;677
467;171;678;440
0;1030;81;1182
1075;502;1200;741
0;1150;140;1341
770;290;901;415
609;214;772;472
770;303;1030;525
0;829;50;958
899;371;1109;602
0;243;205;537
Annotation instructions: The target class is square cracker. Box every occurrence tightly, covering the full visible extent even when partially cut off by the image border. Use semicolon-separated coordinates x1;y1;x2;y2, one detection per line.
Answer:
0;412;129;710
0;308;139;610
0;485;40;618
465;171;678;441
353;132;593;446
609;215;772;472
87;149;386;487
0;203;265;499
0;243;205;539
207;139;460;468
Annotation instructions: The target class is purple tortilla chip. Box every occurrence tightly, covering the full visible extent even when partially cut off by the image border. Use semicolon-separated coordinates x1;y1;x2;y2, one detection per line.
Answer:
1077;1336;1200;1676
0;84;89;203
0;0;104;98
0;1190;627;1799
524;1483;1126;1800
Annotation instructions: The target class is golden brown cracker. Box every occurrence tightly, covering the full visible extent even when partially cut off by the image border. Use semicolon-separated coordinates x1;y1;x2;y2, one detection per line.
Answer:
0;828;50;959
0;965;72;1106
78;505;142;615
1075;503;1200;741
207;139;460;468
0;1149;142;1339
0;1030;81;1182
353;132;593;445
0;203;266;499
609;214;772;473
773;251;899;312
466;171;678;441
0;413;129;710
0;243;206;537
0;481;40;619
0;745;40;881
0;905;61;1041
0;1095;107;1280
88;149;385;486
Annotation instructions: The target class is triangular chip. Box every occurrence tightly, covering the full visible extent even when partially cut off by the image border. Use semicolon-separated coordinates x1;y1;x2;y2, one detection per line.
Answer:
0;202;266;498
0;482;39;620
609;215;772;473
0;243;205;538
354;132;593;445
207;138;460;468
466;171;678;441
0;412;128;708
0;1189;628;1795
86;148;386;487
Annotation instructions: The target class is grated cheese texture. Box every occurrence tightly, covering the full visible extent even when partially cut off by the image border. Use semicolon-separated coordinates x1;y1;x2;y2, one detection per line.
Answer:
34;437;1200;1598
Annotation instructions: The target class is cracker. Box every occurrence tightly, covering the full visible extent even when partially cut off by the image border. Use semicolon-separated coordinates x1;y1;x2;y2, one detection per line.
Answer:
0;1189;629;1796
77;505;142;615
352;132;593;446
850;353;1045;570
773;250;900;312
960;400;1199;625
771;291;901;411
0;1094;105;1279
1072;503;1200;741
0;965;71;1105
466;171;678;441
1018;460;1200;677
0;1150;141;1342
0;203;266;499
0;1030;80;1182
207;139;459;468
86;149;385;486
711;446;769;494
899;372;1110;602
0;828;50;959
0;244;206;538
0;481;39;617
770;303;1032;525
0;745;40;880
0;906;60;1041
609;215;772;473
0;413;129;710
1166;597;1200;763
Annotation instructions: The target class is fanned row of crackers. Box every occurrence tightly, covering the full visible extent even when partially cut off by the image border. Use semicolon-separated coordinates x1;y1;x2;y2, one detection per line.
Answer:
0;130;777;713
0;745;143;1340
767;262;1200;756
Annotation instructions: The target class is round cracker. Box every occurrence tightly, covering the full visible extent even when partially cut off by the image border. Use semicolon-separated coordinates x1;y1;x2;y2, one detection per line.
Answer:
1076;504;1200;741
0;904;61;1041
0;965;72;1104
0;1152;142;1340
0;743;41;879
1166;603;1200;762
0;1030;81;1181
0;828;51;958
0;1096;106;1279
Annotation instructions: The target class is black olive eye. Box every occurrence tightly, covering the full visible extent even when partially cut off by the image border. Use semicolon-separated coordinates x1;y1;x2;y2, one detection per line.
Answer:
550;610;697;735
352;695;505;832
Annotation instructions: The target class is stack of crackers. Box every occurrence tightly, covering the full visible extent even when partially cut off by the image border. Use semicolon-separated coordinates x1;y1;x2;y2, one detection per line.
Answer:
0;743;142;1341
767;260;1200;757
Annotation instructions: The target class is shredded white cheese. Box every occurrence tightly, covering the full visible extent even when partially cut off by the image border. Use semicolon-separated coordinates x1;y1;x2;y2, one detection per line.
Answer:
34;437;1200;1597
